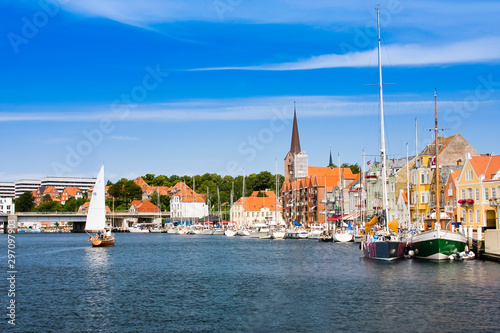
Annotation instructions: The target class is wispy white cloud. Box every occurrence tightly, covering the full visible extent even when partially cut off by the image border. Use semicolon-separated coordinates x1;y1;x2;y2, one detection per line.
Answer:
194;37;500;71
1;96;497;123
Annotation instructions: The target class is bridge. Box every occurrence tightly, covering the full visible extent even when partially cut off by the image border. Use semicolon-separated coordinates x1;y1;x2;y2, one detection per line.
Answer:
0;211;171;232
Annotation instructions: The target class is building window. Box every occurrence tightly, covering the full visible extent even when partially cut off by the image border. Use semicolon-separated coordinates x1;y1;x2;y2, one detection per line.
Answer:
465;170;473;181
462;210;466;222
493;187;497;199
466;188;473;199
485;187;489;201
469;209;473;223
475;188;480;201
476;209;480;224
461;189;465;200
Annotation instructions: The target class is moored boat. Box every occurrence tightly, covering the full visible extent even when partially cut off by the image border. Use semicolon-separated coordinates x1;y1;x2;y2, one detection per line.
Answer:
360;9;405;260
333;231;353;242
225;228;237;237
409;228;466;260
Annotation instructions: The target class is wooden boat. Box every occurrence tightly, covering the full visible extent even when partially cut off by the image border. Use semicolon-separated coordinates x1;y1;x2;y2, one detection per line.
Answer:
85;165;115;247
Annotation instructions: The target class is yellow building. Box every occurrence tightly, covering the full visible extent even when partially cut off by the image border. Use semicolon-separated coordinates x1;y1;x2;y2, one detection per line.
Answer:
408;133;480;229
409;154;433;226
456;154;500;230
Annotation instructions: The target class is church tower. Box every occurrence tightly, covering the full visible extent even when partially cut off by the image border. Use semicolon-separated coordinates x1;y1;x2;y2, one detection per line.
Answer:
284;103;308;183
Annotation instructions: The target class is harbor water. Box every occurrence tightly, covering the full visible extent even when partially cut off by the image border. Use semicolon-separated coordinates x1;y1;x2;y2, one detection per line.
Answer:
2;233;500;332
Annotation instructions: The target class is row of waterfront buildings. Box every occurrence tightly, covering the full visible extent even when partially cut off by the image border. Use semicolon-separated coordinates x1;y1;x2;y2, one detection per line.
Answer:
2;111;498;234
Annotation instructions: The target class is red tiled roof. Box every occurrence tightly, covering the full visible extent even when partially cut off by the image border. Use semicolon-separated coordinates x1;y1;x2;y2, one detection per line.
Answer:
78;201;111;212
63;186;81;197
235;191;279;211
469;155;500;181
130;200;160;213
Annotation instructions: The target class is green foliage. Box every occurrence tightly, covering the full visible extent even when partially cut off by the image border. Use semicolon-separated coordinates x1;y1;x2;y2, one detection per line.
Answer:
36;200;63;212
115;203;129;211
341;163;361;174
42;194;52;203
107;178;142;204
62;197;86;212
150;192;170;211
15;191;35;212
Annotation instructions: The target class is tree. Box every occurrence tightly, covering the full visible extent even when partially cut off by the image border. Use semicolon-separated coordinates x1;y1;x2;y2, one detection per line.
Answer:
108;178;125;199
63;197;86;212
151;192;171;211
341;163;361;174
15;191;35;212
143;173;155;184
36;200;63;212
123;180;142;203
152;175;167;186
42;194;52;203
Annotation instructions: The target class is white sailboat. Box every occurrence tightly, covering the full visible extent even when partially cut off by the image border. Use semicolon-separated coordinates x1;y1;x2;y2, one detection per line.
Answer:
225;184;237;237
86;165;115;247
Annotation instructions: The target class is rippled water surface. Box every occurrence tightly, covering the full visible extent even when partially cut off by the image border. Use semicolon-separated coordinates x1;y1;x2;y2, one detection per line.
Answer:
2;233;500;332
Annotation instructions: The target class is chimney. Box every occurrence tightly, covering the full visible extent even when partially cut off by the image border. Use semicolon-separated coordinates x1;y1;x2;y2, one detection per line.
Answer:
457;159;462;166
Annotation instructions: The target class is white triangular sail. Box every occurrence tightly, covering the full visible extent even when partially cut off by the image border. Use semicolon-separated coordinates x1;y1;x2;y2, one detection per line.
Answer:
85;165;106;231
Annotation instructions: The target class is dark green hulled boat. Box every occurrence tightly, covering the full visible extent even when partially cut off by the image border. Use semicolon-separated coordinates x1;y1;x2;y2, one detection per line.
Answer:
410;228;466;260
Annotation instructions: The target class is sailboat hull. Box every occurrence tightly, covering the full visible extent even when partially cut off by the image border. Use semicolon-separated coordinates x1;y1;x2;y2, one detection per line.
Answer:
410;229;466;260
92;237;115;247
362;240;406;260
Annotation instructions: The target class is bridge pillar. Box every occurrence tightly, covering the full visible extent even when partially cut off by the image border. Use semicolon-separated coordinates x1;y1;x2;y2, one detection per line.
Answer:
7;215;18;234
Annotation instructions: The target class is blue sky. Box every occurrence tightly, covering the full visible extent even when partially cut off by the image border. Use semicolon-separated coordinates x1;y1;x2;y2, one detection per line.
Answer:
1;0;499;182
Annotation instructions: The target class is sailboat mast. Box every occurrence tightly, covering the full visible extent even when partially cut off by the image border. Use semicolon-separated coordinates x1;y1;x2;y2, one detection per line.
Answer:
376;8;389;232
415;117;419;229
275;159;278;222
406;143;411;229
434;89;441;226
230;181;234;223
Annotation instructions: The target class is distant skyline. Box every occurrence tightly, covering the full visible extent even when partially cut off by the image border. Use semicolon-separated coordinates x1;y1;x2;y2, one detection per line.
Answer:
1;1;499;182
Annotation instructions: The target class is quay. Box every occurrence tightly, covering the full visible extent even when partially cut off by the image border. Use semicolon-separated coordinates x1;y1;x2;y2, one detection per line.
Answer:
477;229;500;263
0;211;170;233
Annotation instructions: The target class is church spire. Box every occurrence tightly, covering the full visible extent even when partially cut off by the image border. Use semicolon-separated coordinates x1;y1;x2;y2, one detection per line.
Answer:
290;102;301;154
328;146;334;168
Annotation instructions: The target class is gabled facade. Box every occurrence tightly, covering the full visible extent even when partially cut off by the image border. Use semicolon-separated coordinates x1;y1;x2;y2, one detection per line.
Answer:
169;182;208;222
396;190;410;229
60;186;83;205
282;167;355;226
35;186;60;206
408;133;479;227
456;154;500;230
231;190;282;227
444;170;461;224
130;200;160;213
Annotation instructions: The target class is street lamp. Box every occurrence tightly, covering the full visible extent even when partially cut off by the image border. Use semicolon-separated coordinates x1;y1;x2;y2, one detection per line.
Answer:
489;198;500;229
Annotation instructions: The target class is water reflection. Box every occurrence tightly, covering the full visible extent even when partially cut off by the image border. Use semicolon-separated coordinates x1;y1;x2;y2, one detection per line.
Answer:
82;247;113;329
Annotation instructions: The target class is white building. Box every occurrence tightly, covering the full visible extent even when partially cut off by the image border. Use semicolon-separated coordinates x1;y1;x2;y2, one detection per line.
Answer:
40;176;96;192
0;198;15;214
15;179;41;198
0;182;15;198
169;182;208;223
230;190;283;228
170;196;208;223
